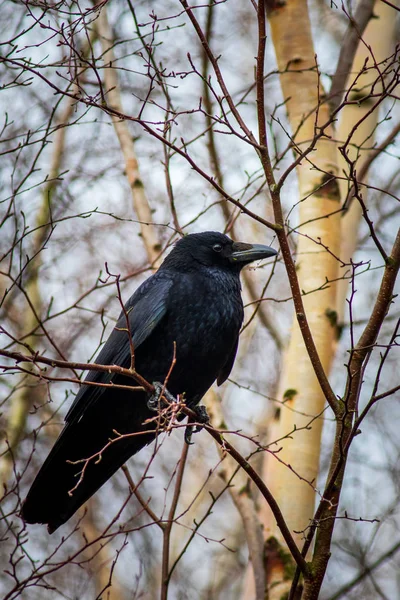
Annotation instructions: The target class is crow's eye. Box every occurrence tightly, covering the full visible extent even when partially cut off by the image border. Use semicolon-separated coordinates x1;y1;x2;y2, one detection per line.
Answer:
213;244;223;253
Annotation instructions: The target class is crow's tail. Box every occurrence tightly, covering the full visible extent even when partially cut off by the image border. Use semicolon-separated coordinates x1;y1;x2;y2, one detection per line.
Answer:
21;411;156;533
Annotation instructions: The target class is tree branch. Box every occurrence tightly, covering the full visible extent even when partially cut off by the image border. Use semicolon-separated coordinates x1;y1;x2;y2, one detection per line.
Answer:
329;0;376;114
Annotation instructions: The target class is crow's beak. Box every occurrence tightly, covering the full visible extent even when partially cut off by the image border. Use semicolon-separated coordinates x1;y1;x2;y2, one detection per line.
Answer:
229;242;278;264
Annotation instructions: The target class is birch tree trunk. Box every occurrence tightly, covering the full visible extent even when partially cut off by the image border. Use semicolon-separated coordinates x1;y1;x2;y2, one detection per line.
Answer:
243;1;398;598
259;3;340;596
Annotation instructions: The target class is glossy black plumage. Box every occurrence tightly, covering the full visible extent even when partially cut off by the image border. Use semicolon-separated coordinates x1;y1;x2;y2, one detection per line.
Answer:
21;232;277;532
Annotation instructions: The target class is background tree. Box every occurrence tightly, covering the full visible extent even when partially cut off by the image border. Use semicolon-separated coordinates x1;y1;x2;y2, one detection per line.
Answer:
0;1;399;599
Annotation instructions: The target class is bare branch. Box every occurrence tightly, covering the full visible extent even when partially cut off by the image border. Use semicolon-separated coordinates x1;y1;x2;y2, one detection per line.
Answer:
329;0;376;113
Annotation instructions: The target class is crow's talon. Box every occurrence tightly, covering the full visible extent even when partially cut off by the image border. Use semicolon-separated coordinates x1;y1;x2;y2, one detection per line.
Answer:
184;426;195;445
184;404;210;445
147;381;176;412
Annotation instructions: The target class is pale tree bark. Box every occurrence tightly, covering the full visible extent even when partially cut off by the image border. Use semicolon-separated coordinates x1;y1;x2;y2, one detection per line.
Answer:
244;0;340;596
258;2;341;596
244;1;398;598
96;6;161;266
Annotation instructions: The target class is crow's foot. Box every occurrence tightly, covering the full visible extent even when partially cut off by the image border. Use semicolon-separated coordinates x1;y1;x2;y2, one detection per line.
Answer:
147;381;176;412
184;405;210;445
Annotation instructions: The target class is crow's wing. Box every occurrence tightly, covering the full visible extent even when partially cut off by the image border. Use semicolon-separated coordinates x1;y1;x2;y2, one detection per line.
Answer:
217;337;239;386
65;273;173;423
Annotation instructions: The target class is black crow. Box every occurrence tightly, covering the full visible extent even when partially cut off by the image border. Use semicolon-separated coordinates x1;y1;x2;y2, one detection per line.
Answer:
21;231;277;532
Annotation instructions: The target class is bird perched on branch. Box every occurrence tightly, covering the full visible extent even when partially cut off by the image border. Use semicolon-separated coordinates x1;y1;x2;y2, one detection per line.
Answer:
21;231;277;532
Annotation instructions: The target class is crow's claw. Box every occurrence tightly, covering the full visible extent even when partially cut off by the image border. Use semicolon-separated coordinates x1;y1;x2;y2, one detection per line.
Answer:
147;381;176;412
184;404;210;445
184;427;195;445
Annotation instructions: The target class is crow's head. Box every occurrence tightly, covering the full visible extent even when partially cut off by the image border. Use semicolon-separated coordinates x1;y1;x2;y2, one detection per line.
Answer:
162;231;277;272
